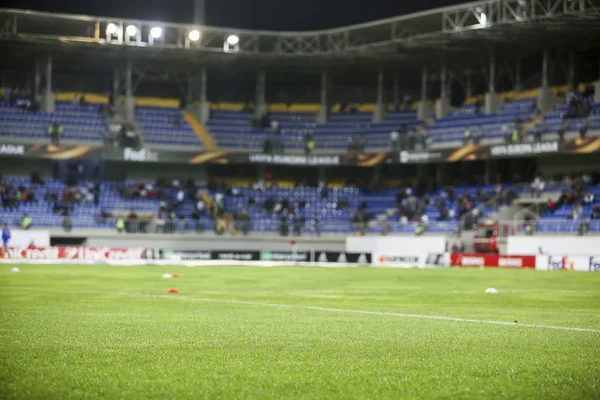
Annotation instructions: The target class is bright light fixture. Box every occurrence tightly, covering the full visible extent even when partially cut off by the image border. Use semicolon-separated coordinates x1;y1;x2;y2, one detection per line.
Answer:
126;24;138;37
188;30;201;42
106;23;118;35
150;27;162;39
480;12;487;25
226;34;239;45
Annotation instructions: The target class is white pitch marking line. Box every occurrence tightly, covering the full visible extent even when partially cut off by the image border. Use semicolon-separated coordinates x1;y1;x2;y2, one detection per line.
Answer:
123;293;600;334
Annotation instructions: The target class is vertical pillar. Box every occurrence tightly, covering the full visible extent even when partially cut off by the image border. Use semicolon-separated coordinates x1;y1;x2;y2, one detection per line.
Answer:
255;70;267;118
485;55;501;114
435;65;450;119
316;71;328;124
541;50;549;87
568;52;575;91
41;56;55;112
484;159;497;184
515;60;522;91
373;68;385;123
465;69;473;99
537;50;557;113
112;68;120;107
33;60;41;101
488;55;496;94
198;67;210;124
417;69;432;121
124;61;135;122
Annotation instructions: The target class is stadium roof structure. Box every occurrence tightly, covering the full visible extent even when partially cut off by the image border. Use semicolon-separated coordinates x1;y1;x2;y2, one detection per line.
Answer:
0;0;599;70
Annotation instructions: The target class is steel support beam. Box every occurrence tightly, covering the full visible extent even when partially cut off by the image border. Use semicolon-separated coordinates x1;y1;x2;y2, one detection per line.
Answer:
488;55;496;93
45;56;52;93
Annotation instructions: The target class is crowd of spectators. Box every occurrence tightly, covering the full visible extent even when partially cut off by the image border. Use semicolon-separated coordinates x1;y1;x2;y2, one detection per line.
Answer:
0;176;37;210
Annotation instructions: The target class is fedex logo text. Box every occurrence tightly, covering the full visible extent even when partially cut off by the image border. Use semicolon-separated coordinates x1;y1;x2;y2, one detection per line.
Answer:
589;257;600;272
547;256;574;271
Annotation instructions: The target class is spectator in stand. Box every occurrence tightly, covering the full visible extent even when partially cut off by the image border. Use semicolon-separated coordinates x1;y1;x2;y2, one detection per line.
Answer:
547;199;557;213
591;205;600;220
178;214;187;233
531;175;545;198
390;129;399;151
176;189;185;206
580;117;589;139
116;217;125;233
20;214;32;230
582;190;595;205
558;120;568;142
196;199;206;214
415;220;427;236
48;121;63;145
127;210;138;233
578;220;590;236
502;124;511;144
474;126;484;145
304;133;315;155
154;212;165;233
463;128;472;145
569;204;582;220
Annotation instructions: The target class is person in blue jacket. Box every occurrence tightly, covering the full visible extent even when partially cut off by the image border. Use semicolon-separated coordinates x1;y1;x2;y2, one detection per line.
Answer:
2;223;11;250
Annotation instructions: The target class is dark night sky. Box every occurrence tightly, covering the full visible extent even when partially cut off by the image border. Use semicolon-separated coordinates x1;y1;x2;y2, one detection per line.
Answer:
3;0;470;30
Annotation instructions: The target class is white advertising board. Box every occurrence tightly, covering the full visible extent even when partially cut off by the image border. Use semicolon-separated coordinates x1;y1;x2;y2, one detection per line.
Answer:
507;236;600;256
6;229;50;247
346;236;446;254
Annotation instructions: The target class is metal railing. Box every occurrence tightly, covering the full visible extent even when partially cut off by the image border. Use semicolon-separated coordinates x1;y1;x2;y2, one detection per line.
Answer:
22;214;460;237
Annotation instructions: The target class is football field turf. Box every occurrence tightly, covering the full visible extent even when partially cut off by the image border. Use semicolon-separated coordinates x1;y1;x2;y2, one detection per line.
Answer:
1;265;599;399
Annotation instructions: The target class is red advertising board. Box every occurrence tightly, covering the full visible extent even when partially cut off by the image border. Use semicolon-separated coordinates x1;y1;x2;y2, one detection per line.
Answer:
451;253;535;268
0;247;145;261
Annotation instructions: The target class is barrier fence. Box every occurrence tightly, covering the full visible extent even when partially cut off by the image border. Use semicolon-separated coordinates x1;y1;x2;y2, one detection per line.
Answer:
1;246;598;271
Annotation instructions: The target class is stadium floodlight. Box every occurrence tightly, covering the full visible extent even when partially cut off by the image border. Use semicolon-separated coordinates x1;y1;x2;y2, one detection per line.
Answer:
480;12;487;25
150;27;162;39
126;24;138;37
106;23;118;35
226;34;239;45
188;29;201;42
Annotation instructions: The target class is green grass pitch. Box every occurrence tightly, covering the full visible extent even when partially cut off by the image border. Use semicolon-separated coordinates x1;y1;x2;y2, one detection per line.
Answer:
1;265;600;399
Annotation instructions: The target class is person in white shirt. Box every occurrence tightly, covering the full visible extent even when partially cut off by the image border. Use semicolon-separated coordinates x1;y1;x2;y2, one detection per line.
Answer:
196;199;206;213
421;214;429;225
531;176;545;198
176;190;184;203
390;130;400;151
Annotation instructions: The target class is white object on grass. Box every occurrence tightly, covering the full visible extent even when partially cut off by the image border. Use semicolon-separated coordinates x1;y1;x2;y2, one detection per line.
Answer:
11;267;20;273
162;273;172;279
485;288;498;294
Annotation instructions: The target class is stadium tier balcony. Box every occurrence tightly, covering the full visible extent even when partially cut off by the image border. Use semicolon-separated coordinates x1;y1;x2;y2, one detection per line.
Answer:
428;98;539;147
0;102;105;144
135;107;203;148
206;110;420;151
527;100;600;140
